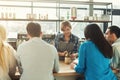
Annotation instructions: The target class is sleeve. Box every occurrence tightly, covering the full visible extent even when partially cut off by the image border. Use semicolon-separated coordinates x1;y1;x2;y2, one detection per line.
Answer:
54;33;60;51
75;37;80;53
111;46;120;69
54;33;63;51
74;43;86;74
16;45;23;74
73;36;80;53
52;46;59;73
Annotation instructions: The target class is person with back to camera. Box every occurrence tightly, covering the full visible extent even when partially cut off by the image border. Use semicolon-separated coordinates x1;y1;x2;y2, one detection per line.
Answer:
17;22;59;80
105;25;120;79
71;24;117;80
54;20;79;61
0;24;18;80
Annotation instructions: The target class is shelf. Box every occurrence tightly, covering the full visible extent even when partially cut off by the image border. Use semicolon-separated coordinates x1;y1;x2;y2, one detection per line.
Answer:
0;0;112;34
68;20;112;23
0;5;58;9
0;19;60;21
2;0;111;5
60;1;112;5
0;0;112;5
0;19;112;23
0;1;112;8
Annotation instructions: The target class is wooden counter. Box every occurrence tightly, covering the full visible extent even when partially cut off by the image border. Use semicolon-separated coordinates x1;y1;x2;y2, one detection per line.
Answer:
54;61;82;77
54;61;84;80
14;61;83;80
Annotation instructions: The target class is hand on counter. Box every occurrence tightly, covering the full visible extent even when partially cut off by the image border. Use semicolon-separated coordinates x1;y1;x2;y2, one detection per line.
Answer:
70;58;78;69
70;62;77;69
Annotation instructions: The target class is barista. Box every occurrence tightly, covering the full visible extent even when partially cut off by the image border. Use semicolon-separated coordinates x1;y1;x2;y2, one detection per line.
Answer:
54;20;79;60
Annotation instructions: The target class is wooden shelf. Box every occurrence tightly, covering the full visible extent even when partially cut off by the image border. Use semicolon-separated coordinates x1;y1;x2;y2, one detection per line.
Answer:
0;19;112;23
0;19;60;21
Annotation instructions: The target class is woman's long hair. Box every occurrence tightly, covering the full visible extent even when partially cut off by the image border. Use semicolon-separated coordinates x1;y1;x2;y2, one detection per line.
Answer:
84;24;113;58
0;25;7;73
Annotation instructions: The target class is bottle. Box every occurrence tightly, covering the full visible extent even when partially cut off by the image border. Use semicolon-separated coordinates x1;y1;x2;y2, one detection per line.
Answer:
45;14;48;20
71;7;77;20
8;8;12;19
1;8;4;19
5;8;8;19
67;11;69;20
13;9;16;19
39;14;41;19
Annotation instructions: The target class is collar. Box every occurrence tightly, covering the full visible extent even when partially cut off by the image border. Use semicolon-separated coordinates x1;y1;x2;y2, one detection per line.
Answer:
112;38;120;46
30;37;42;40
60;33;73;39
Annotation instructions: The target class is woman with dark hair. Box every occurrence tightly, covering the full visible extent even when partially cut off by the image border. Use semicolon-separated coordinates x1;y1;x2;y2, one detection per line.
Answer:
71;24;117;80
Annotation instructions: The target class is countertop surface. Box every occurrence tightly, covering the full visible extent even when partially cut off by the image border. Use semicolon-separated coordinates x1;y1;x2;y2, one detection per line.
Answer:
15;61;82;79
53;61;81;76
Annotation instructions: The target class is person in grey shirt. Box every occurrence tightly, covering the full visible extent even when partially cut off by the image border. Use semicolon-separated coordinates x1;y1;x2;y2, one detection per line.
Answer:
17;22;59;80
105;25;120;79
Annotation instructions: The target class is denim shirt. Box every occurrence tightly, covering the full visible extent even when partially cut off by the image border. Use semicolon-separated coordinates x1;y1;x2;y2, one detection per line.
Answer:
54;33;79;53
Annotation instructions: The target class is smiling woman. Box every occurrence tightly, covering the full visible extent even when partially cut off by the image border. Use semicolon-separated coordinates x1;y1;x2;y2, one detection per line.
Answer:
54;20;79;61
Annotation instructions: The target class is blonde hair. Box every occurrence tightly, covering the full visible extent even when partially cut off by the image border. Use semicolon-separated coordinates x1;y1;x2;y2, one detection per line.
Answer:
0;25;16;73
0;25;7;72
61;20;72;31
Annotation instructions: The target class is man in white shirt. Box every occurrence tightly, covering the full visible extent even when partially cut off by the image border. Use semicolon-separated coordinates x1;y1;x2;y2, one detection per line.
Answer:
105;25;120;79
17;22;59;80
